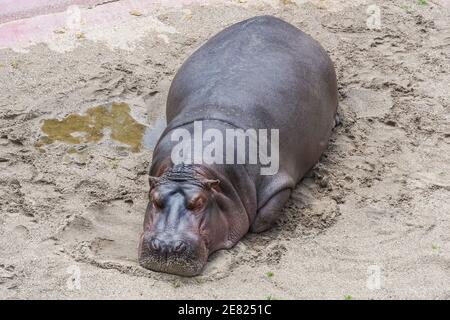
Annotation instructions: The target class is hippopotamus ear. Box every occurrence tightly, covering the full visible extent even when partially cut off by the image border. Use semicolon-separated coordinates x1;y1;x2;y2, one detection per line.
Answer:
204;179;220;190
148;176;161;189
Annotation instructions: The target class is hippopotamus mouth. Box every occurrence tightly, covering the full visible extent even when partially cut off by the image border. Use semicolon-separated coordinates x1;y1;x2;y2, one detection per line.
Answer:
138;231;209;277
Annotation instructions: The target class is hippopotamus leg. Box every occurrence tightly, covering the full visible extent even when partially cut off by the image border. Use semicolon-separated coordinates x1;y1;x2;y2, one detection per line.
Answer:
250;189;292;233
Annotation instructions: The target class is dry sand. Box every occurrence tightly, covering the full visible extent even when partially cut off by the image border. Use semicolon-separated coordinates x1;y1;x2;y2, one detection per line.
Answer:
0;0;449;299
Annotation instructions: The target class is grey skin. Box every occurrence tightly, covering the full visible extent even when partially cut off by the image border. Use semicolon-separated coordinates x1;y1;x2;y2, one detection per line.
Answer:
138;15;338;276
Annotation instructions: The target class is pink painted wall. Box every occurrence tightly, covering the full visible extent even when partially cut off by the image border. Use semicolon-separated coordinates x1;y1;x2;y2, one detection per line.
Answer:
0;0;209;50
0;0;106;23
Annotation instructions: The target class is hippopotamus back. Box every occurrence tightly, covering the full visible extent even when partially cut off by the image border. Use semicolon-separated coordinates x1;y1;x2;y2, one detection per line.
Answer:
164;15;338;205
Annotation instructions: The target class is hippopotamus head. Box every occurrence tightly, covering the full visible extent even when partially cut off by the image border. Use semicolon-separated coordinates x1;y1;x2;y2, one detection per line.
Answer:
138;164;249;276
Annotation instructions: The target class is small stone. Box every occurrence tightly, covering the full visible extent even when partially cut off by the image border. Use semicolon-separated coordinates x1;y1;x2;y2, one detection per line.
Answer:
129;10;143;16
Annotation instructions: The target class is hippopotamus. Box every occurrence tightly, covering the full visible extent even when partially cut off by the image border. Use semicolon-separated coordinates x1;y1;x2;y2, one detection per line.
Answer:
138;15;338;276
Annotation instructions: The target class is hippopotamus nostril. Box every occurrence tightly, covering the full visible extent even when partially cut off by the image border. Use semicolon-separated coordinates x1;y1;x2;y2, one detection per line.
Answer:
146;236;188;255
173;240;187;253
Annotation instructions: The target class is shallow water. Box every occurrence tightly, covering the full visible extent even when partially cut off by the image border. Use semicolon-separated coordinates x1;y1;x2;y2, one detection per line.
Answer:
38;102;148;152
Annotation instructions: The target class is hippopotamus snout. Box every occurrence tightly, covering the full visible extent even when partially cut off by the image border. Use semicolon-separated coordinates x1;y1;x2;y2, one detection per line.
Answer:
139;229;208;276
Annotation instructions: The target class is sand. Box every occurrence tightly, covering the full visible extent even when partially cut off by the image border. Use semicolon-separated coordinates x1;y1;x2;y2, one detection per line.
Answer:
0;0;449;299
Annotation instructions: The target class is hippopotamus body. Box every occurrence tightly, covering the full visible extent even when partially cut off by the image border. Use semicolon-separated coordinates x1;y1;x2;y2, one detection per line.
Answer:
138;15;338;276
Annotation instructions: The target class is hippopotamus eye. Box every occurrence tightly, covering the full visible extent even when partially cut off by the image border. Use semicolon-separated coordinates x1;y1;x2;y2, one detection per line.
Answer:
186;194;206;212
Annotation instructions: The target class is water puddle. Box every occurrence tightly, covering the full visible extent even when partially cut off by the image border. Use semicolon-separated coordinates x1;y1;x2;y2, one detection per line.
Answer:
36;102;166;153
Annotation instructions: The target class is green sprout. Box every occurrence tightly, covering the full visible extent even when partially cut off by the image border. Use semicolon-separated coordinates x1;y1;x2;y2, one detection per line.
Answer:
417;0;428;5
344;294;353;300
266;271;274;278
